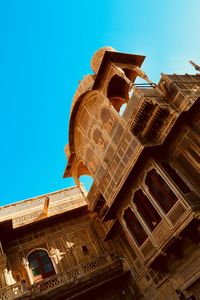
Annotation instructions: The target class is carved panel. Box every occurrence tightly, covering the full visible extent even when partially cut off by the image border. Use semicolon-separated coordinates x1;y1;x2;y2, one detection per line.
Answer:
92;127;108;153
0;187;83;221
81;256;107;273
78;107;91;133
69;229;89;246
168;202;186;225
112;123;124;145
84;147;100;174
103;144;115;165
12;197;86;228
68;228;98;263
84;93;97;115
141;239;155;258
151;220;170;246
180;255;200;282
100;106;117;134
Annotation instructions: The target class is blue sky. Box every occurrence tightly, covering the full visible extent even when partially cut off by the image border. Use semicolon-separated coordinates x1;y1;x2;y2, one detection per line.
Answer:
0;0;200;205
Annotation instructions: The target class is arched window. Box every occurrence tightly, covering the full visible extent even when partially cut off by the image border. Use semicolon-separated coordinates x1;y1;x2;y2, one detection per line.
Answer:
123;207;148;246
107;75;129;113
134;189;162;231
28;250;55;282
145;169;178;214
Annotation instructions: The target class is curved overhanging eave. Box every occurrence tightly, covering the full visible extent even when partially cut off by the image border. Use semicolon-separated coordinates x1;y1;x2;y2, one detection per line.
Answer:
68;91;91;155
64;50;146;180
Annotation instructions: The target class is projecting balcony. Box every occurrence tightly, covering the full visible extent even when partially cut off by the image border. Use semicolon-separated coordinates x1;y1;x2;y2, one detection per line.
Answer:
135;199;198;270
0;255;124;300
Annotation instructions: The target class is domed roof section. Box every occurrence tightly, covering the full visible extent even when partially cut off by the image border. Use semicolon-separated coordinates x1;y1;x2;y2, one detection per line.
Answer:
91;46;117;74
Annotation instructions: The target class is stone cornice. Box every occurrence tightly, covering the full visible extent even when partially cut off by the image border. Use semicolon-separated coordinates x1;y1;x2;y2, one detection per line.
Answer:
0;186;87;227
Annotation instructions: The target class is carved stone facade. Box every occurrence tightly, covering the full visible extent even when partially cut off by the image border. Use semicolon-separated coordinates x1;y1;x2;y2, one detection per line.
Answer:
0;48;200;299
64;48;200;299
0;186;130;299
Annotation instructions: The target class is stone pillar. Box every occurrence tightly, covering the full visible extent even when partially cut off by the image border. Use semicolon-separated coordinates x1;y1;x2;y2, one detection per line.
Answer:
21;258;34;285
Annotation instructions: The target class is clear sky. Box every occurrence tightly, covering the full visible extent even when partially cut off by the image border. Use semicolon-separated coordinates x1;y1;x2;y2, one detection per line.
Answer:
0;0;200;206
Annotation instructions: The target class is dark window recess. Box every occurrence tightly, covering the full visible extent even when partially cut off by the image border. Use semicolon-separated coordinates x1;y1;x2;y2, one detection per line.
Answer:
82;245;88;253
124;207;148;247
134;189;162;231
28;250;55;282
145;169;178;214
161;162;191;194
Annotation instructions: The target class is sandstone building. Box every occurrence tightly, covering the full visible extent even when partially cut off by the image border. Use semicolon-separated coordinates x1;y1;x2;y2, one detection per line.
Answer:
0;47;200;299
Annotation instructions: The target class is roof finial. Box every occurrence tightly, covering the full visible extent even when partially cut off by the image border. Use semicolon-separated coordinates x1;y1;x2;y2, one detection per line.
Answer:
189;60;200;72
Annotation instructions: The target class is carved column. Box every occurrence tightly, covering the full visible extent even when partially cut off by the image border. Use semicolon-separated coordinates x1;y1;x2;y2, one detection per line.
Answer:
21;258;34;285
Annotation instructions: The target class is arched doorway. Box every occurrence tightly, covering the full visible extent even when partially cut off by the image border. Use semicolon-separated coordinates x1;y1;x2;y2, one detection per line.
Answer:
28;250;56;283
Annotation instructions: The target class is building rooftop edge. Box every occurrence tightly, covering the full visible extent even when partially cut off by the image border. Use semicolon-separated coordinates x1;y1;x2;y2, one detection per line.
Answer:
0;184;86;210
0;184;88;227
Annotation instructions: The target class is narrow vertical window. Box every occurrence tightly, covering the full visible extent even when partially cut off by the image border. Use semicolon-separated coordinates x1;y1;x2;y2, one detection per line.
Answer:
134;189;161;231
145;169;178;214
124;207;148;246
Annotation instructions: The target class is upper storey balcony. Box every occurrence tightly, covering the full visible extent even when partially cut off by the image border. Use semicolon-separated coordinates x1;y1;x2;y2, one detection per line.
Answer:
0;255;124;300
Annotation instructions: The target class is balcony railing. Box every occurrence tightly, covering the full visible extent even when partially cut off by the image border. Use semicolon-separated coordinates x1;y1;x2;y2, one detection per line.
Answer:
0;255;121;300
0;283;23;300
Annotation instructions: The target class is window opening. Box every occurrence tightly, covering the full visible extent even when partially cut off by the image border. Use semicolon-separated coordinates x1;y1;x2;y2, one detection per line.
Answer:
107;75;129;113
134;189;162;231
28;250;55;282
82;245;88;253
145;169;178;214
123;207;148;246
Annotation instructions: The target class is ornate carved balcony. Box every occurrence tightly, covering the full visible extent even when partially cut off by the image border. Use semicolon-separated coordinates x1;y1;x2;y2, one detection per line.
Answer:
0;256;123;300
137;200;194;266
